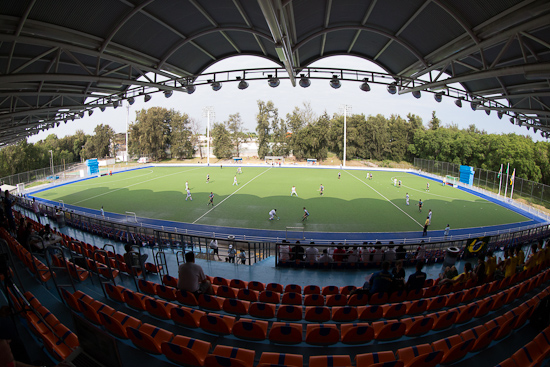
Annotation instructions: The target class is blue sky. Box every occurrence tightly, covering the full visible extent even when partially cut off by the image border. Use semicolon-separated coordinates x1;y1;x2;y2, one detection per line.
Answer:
28;55;544;143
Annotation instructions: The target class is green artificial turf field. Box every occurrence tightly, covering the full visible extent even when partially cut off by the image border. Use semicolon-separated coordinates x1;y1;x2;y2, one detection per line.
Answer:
35;166;529;233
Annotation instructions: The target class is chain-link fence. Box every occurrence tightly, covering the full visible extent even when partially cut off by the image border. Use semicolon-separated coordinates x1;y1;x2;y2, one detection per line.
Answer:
0;162;84;187
414;158;550;210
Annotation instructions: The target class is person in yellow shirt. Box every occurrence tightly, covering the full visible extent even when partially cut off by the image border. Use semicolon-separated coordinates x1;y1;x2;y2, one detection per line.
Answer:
485;250;497;281
515;246;525;266
536;240;544;267
440;262;475;285
504;249;517;278
524;243;538;271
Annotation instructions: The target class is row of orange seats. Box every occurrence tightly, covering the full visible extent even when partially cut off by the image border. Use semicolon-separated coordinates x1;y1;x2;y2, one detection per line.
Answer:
7;289;79;362
495;325;550;367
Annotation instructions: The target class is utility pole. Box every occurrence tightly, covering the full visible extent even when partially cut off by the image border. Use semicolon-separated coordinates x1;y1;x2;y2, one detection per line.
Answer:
340;105;352;167
203;107;215;165
48;150;54;176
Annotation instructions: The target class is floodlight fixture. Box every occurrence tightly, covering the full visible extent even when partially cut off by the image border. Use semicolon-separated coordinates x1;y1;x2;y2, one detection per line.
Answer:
387;83;397;95
470;101;478;111
412;90;421;99
434;92;443;103
455;98;463;108
88;110;93;117
113;100;119;108
56;122;60;127
237;76;249;90
71;115;75;121
210;80;222;91
79;112;84;118
497;111;503;119
100;106;106;112
527;126;530;131
127;96;135;105
267;75;280;88
485;109;491;116
510;117;515;124
144;94;152;102
299;74;311;88
359;78;371;92
330;75;341;89
164;90;173;98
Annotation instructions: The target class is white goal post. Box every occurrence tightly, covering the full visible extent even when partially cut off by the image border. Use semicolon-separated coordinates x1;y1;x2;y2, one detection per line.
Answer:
445;175;459;187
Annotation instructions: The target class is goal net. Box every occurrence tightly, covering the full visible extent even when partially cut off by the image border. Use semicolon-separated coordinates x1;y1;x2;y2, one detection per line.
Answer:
265;156;284;165
445;175;459;187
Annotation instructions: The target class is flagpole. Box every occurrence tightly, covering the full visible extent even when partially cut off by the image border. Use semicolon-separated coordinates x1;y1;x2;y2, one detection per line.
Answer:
510;169;516;199
498;163;503;196
504;163;509;198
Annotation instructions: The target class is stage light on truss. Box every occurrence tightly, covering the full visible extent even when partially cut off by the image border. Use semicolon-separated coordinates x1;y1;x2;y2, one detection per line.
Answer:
186;84;196;94
237;77;248;90
299;75;310;88
455;98;462;108
100;106;106;112
88;110;93;117
387;83;397;95
113;100;119;108
470;101;478;111
267;75;280;88
144;94;152;102
497;111;503;119
210;80;222;91
485;109;491;116
359;78;371;92
127;96;135;105
510;117;515;124
412;90;421;99
164;90;173;98
434;92;443;103
330;75;341;89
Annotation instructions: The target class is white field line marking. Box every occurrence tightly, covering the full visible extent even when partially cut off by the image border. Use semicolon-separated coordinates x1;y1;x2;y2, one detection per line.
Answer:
193;167;272;224
72;169;156;187
390;175;487;203
347;170;423;228
72;167;203;205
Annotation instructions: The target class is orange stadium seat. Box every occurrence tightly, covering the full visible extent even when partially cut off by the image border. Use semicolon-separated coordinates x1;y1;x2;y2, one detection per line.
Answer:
511;342;546;367
397;344;439;367
445;292;464;307
232;318;268;341
212;277;230;287
258;352;303;367
170;306;205;328
161;335;211;367
495;358;519;367
322;286;340;296
403;316;434;337
247;281;266;292
248;302;276;319
223;298;250;315
382;303;406;319
145;299;177;320
431;335;474;365
474;298;494;318
304;294;325;306
326;294;347;307
460;325;497;352
230;279;248;289
237;288;259;302
430;310;457;330
266;283;283;293
105;284;127;303
454;304;479;324
127;323;174;354
281;292;302;305
123;290;154;311
205;345;255;367
285;284;302;293
347;293;369;306
200;314;235;335
60;288;92;312
42;324;79;361
276;305;303;321
372;320;406;341
155;284;177;301
78;299;115;325
217;285;238;299
259;290;281;304
305;306;331;322
332;306;358;322
162;274;178;287
268;322;303;344
340;323;374;344
356;351;397;367
389;290;407;304
176;289;199;307
198;294;224;311
309;355;352;367
304;285;321;295
368;292;389;305
305;324;340;345
340;285;357;295
99;311;141;339
426;295;448;312
358;305;384;321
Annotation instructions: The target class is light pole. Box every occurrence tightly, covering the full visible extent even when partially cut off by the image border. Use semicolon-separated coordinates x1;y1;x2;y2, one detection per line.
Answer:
48;150;54;176
125;101;129;164
203;106;215;165
340;105;352;167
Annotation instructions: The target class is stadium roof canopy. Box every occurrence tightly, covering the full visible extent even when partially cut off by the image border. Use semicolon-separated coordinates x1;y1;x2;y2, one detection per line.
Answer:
1;0;550;145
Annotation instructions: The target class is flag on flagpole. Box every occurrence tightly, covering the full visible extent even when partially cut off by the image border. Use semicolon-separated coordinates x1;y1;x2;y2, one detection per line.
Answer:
510;169;515;186
498;165;502;179
504;163;510;198
498;163;503;196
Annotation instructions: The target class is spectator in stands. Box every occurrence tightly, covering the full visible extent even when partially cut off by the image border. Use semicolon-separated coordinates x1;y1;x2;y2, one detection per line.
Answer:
177;251;213;295
238;249;246;264
385;244;396;264
123;244;148;272
506;248;518;277
440;265;458;281
391;259;405;292
16;218;26;244
395;244;407;260
474;254;486;284
440;262;475;285
536;240;545;267
406;260;427;291
209;239;221;261
332;245;346;263
361;242;371;263
226;244;236;263
317;249;332;264
516;245;525;266
290;241;305;261
305;242;319;262
31;198;41;224
279;241;290;261
371;242;384;264
485;250;497;281
524;243;538;271
2;190;15;231
369;261;393;295
346;246;360;264
415;242;426;260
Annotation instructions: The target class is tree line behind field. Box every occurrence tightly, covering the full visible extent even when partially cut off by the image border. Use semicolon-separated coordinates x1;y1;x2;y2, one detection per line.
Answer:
1;102;550;186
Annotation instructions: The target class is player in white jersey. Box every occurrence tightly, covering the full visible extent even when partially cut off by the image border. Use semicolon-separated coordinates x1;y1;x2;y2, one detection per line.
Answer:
185;181;189;190
291;186;298;197
428;209;432;224
406;193;410;206
269;209;278;220
233;175;238;186
186;189;193;201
